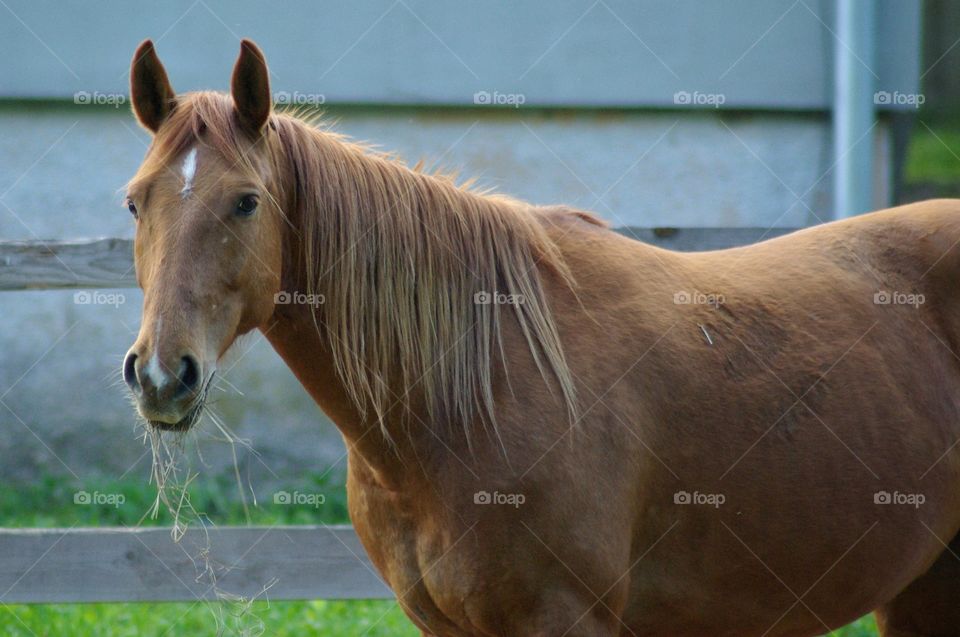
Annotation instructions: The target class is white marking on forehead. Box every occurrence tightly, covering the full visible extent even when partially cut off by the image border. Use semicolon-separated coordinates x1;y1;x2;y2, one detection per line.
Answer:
180;147;198;197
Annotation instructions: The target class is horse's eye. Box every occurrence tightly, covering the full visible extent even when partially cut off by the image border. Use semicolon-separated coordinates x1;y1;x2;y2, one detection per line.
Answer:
236;194;259;216
126;199;138;219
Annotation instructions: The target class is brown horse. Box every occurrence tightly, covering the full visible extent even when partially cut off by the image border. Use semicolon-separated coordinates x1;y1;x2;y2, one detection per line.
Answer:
122;39;960;636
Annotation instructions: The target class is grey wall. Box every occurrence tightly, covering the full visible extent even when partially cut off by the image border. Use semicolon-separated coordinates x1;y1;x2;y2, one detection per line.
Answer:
0;0;919;109
0;103;841;236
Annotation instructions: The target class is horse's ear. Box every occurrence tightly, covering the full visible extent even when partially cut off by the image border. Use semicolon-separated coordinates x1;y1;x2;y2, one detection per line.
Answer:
130;40;175;134
231;39;271;134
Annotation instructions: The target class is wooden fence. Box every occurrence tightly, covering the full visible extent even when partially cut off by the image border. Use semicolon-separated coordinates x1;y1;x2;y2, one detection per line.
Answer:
0;227;795;603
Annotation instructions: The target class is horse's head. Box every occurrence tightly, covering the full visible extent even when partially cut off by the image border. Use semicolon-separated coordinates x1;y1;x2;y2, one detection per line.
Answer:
122;40;284;431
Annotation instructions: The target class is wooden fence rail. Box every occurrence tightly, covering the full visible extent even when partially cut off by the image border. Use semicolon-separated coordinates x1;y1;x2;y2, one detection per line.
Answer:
0;238;136;290
0;227;798;604
0;526;390;604
0;229;796;291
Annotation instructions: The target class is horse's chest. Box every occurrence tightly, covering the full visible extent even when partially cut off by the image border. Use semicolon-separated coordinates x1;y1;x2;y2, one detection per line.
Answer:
348;473;478;634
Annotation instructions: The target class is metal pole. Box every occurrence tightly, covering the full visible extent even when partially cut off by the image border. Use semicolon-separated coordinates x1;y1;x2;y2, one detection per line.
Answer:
833;0;877;218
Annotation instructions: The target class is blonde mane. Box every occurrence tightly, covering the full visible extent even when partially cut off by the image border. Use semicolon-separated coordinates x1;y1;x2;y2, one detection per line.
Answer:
140;92;581;442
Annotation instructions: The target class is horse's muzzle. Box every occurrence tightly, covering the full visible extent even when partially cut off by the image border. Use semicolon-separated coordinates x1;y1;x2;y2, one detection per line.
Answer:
123;350;205;430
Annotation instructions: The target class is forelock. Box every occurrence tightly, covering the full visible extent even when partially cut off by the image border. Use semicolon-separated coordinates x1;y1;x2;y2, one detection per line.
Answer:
127;92;260;193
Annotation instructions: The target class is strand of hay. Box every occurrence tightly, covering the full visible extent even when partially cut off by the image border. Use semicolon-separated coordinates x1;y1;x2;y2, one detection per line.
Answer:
137;383;274;636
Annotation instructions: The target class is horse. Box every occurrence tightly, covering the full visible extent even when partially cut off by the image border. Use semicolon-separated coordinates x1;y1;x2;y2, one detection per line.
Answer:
121;39;960;636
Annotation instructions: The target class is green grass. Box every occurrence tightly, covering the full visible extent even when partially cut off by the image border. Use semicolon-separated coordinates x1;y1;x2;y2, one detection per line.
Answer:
0;474;877;636
906;118;960;186
3;600;419;637
0;473;353;528
903;114;960;201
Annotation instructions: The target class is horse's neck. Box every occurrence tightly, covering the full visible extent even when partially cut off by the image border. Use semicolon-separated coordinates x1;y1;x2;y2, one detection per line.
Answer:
263;123;552;487
263;305;407;488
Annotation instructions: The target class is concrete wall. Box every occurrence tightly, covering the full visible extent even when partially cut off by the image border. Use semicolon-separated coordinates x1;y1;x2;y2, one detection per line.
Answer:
0;0;919;109
0;103;842;237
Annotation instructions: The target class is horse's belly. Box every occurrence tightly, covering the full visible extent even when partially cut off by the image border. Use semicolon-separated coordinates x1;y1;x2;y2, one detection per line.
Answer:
622;520;947;636
619;445;960;635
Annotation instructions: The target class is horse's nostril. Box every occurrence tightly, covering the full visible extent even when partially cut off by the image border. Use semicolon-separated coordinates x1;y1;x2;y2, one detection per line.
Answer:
123;352;140;393
175;355;200;397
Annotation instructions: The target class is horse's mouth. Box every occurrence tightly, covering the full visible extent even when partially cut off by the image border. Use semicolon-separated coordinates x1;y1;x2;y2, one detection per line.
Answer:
148;400;204;432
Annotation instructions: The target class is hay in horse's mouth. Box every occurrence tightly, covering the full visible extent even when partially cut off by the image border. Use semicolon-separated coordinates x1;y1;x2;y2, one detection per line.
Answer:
144;372;214;432
148;399;204;432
